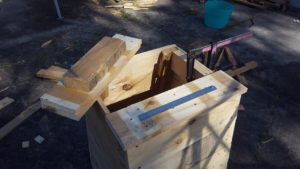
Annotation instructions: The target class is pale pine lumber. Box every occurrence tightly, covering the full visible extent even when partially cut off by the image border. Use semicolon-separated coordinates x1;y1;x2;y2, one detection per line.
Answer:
113;34;142;58
36;66;68;81
41;34;142;121
0;102;40;140
63;37;126;92
0;97;14;110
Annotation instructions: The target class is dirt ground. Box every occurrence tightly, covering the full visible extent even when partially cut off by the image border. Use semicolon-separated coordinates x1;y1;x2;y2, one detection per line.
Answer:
0;0;300;168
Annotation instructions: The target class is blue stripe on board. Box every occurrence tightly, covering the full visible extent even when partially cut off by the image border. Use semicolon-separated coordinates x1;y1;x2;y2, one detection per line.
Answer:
138;85;217;121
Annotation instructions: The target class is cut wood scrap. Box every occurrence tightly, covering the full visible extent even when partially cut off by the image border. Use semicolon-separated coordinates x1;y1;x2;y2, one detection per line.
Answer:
112;34;142;58
36;66;68;81
0;97;14;110
63;37;126;92
41;34;142;121
0;101;40;140
225;61;258;77
103;44;178;106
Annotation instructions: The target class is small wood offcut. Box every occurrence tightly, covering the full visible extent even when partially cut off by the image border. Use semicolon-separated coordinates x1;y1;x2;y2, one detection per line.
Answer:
40;34;249;169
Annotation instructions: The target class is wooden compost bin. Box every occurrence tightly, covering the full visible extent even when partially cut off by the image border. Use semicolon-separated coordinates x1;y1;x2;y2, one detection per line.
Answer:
85;45;247;169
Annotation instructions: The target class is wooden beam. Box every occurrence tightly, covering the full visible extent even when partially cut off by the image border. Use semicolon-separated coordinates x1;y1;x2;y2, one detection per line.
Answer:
0;97;14;110
41;34;142;121
36;66;68;81
0;102;40;140
63;37;126;92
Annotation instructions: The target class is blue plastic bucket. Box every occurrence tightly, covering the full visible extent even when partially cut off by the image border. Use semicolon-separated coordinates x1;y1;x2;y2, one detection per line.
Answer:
204;1;234;29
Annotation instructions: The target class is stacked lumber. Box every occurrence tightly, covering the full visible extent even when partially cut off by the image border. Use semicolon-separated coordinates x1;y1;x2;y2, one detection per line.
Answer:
40;34;142;120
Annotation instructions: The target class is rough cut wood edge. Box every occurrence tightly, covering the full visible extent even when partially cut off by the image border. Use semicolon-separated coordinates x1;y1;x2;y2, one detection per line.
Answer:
36;66;68;81
0;97;14;110
40;34;142;121
0;102;40;140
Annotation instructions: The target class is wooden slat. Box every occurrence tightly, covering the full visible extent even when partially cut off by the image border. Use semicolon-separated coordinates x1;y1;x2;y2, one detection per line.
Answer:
41;34;142;121
63;37;126;92
106;71;247;150
0;102;40;140
36;66;68;81
0;97;14;110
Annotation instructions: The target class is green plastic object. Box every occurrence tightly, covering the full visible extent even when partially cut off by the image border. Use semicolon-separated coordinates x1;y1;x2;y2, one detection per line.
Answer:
204;1;234;29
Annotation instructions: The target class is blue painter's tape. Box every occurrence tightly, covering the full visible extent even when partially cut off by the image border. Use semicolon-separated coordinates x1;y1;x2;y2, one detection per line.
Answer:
138;85;217;121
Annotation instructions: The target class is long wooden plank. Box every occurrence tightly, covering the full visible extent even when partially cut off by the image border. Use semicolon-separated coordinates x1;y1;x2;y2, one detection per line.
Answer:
0;102;40;140
41;34;142;121
106;71;247;150
63;37;126;92
0;97;14;110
